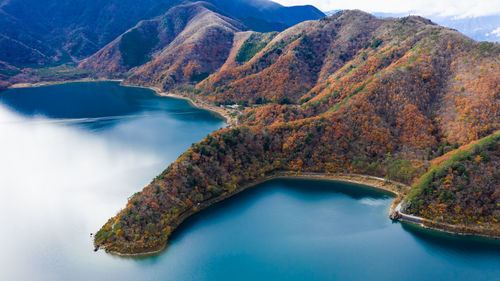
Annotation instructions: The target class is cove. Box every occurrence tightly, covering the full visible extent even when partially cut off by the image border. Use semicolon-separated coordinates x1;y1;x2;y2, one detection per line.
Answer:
0;82;499;281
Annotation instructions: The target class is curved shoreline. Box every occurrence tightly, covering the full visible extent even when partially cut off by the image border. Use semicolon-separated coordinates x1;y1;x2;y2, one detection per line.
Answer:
7;79;238;126
8;78;124;88
158;92;236;126
7;79;497;254
104;171;500;257
395;210;500;241
102;172;409;257
118;82;237;126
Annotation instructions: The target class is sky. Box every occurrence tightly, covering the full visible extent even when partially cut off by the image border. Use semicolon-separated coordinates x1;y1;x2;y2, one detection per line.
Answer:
274;0;500;18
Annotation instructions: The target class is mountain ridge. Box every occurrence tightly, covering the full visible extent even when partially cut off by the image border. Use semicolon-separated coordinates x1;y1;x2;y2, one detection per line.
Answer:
87;10;499;254
0;0;324;69
79;2;244;79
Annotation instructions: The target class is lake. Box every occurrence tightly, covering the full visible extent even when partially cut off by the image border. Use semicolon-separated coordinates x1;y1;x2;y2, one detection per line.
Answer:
0;82;499;281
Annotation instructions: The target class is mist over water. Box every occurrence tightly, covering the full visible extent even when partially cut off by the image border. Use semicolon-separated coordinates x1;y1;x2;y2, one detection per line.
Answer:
0;82;499;281
0;104;157;279
0;83;224;280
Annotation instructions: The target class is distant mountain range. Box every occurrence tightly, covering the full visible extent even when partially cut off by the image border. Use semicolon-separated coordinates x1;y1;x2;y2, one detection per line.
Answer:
429;15;500;42
0;0;324;68
326;10;500;42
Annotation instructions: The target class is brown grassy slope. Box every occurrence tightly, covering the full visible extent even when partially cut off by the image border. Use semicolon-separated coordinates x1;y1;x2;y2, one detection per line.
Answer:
236;12;500;146
198;11;384;104
79;2;244;80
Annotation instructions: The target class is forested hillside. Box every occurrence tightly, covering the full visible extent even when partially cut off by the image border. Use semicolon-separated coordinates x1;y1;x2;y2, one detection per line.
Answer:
93;10;499;254
79;2;244;83
407;132;500;236
0;0;323;86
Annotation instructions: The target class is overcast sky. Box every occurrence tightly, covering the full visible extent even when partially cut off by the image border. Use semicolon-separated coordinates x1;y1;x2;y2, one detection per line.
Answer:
274;0;500;18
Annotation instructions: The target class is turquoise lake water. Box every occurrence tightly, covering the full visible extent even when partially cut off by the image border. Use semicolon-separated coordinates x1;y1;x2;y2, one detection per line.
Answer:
0;82;498;281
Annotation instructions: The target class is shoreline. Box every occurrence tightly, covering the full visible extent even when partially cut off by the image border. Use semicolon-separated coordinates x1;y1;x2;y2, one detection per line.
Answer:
158;92;237;126
119;81;237;126
395;212;500;241
8;78;124;88
103;172;409;257
7;78;237;126
6;79;497;254
392;196;500;241
104;171;500;257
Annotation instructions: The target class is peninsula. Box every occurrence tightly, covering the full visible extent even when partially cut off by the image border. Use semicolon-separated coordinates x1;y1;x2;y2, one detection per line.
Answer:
91;9;499;255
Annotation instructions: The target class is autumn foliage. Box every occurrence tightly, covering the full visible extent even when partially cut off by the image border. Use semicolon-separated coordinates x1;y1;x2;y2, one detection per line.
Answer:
94;11;500;254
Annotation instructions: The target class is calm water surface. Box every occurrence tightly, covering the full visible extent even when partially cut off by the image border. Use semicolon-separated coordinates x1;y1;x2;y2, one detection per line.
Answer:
0;82;498;281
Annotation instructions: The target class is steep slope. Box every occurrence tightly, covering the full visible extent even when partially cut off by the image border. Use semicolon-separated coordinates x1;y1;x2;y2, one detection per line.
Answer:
205;12;499;145
126;3;244;88
198;11;384;104
94;11;500;254
0;0;181;65
0;61;20;88
79;2;244;80
0;31;54;67
0;7;59;66
406;132;500;236
0;0;324;68
199;0;324;31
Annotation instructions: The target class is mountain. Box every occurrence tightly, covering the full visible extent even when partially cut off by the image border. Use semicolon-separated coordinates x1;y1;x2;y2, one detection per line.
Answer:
372;12;500;43
80;1;245;86
324;10;342;16
432;15;500;42
0;0;324;69
201;0;324;30
91;10;500;254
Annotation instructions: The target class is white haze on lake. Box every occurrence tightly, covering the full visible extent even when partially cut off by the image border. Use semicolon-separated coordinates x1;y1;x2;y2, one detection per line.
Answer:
0;104;162;280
